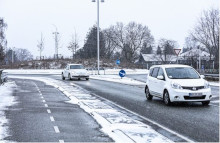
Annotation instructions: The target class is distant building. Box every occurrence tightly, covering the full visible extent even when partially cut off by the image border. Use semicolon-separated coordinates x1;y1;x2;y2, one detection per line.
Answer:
136;49;214;69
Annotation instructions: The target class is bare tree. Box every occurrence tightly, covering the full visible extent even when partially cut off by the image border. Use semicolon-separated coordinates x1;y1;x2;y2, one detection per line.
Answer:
37;33;44;60
14;48;33;62
0;18;7;63
156;38;178;64
190;8;219;68
106;22;154;62
67;31;79;60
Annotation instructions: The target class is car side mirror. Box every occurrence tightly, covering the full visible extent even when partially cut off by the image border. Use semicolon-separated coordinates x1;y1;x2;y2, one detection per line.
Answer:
157;75;164;80
201;75;205;79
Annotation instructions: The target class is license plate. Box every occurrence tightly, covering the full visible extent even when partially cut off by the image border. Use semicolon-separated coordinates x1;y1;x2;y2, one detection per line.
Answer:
189;93;202;96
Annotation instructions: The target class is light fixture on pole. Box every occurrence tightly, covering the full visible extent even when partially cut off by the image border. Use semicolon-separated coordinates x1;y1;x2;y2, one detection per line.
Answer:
92;0;104;75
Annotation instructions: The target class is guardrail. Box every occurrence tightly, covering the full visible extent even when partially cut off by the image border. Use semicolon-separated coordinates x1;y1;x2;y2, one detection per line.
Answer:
204;74;219;81
0;70;8;84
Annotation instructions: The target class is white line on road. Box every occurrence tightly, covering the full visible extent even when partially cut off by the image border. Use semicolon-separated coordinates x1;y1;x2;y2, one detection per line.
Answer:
54;126;60;133
44;104;48;107
47;109;51;113
59;140;64;143
90;92;194;143
42;100;46;103
41;96;44;99
50;116;55;122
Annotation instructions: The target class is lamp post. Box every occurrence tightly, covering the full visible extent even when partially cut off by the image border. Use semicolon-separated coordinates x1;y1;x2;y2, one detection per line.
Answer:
92;0;104;75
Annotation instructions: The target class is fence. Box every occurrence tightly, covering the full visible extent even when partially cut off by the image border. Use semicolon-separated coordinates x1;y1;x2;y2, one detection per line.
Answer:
0;70;8;84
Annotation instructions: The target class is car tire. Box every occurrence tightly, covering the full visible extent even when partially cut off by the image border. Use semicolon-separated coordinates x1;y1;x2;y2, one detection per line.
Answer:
78;78;80;80
68;74;72;80
62;74;65;80
145;86;153;100
164;91;171;106
202;101;210;106
86;78;89;80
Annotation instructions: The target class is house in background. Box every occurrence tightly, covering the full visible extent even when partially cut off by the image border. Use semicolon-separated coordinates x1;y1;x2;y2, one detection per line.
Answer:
136;48;214;69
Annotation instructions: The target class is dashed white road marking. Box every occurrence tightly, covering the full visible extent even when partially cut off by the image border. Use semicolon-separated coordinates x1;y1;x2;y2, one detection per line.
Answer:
42;100;46;103
47;109;51;114
54;126;60;133
41;96;44;99
59;140;64;143
50;116;55;122
44;104;48;107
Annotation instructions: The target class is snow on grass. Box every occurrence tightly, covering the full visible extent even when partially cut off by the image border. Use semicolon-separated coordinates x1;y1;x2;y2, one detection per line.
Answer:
9;76;173;143
90;75;146;85
209;81;220;87
0;82;17;141
5;69;149;75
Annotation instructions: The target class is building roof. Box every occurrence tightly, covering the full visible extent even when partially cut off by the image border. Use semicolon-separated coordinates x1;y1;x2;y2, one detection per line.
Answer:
180;49;210;57
141;54;177;62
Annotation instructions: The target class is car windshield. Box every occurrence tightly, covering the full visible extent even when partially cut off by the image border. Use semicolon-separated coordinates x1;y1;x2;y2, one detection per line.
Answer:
70;65;84;69
165;67;200;79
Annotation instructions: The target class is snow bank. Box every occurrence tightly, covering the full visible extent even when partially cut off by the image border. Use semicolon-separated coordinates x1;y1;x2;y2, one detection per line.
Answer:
0;82;17;141
90;75;146;85
5;69;148;75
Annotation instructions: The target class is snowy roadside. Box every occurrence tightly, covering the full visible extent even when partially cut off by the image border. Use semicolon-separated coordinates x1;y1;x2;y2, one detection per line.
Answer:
208;81;220;87
90;75;146;86
0;82;17;142
9;75;174;143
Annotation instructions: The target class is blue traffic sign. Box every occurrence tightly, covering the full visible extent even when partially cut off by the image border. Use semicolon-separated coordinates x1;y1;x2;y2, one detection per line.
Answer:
116;59;120;65
119;69;126;78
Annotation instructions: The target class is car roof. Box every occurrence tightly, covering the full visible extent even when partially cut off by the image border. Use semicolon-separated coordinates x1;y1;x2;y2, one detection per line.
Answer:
150;64;191;69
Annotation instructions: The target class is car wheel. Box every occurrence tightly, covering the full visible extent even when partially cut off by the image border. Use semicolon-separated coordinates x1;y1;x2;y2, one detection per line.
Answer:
164;91;171;106
145;86;153;100
68;74;72;80
86;78;89;80
62;74;65;80
202;101;210;106
78;78;80;80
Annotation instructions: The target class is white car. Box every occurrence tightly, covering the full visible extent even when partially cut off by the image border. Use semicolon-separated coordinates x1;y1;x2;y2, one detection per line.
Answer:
62;64;89;80
145;64;212;106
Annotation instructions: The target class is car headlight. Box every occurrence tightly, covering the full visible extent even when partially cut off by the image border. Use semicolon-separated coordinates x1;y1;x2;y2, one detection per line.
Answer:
204;81;210;89
171;82;182;89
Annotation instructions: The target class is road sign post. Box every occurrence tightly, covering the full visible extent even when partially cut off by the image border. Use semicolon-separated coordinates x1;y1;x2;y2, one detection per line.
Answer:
119;69;126;79
173;49;181;64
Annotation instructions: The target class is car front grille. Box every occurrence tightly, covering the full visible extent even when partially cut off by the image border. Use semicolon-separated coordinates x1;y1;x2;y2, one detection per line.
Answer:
182;86;204;90
184;95;206;100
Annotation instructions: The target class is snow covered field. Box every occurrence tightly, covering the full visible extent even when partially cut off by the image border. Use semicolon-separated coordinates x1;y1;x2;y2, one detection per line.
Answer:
0;82;17;141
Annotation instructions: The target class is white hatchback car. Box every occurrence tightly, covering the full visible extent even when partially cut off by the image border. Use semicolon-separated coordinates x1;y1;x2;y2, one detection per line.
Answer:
62;64;89;80
145;65;212;105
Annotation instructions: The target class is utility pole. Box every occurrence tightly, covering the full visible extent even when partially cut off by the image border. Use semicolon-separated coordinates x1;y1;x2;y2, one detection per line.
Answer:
52;25;59;59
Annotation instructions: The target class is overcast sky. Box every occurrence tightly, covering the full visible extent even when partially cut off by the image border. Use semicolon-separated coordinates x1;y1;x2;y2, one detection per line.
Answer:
0;0;218;58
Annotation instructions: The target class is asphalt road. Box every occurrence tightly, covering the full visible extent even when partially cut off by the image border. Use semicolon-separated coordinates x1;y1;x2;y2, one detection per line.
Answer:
6;74;219;142
66;78;219;142
5;78;112;142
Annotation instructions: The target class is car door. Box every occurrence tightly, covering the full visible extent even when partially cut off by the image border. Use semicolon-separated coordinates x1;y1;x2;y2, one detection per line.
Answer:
154;68;166;98
149;67;159;96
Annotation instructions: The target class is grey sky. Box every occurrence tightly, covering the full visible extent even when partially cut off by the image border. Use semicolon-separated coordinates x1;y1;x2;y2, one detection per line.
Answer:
0;0;218;58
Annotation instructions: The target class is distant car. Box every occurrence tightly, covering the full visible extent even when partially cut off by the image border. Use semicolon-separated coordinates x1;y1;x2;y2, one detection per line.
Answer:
145;64;212;106
62;64;89;80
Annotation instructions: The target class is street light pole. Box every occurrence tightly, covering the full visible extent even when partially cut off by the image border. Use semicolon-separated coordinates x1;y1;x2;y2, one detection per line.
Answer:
97;0;100;75
93;0;104;75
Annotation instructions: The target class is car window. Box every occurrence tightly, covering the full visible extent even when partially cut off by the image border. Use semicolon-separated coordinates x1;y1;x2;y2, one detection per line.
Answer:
165;67;200;79
157;68;164;77
70;65;84;69
152;67;159;78
149;68;154;76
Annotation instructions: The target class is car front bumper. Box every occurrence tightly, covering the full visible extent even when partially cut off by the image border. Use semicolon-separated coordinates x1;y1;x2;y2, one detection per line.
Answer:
169;88;212;102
